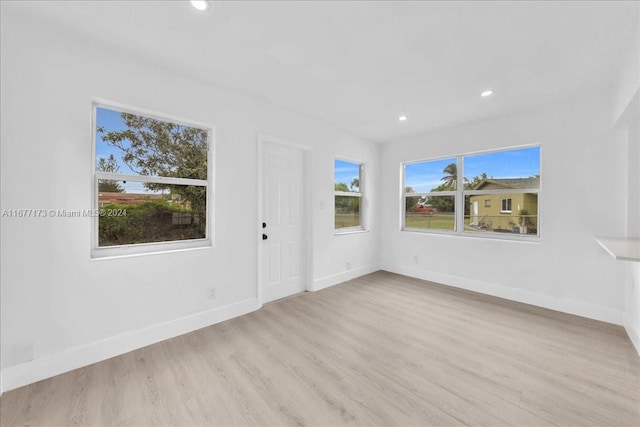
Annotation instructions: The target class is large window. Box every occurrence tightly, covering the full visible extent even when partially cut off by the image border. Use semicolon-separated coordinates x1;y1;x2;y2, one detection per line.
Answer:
93;103;212;257
335;159;363;231
403;146;540;239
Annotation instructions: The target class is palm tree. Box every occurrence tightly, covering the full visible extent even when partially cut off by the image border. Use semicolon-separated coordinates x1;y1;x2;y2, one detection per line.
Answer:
441;163;457;189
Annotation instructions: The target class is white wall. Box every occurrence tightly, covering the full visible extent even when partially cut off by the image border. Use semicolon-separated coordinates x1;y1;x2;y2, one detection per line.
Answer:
0;11;379;391
623;118;640;353
379;89;628;325
613;27;640;355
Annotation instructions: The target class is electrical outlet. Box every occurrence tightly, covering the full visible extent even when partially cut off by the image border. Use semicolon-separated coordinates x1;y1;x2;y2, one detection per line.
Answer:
208;287;217;299
346;261;352;270
413;255;419;264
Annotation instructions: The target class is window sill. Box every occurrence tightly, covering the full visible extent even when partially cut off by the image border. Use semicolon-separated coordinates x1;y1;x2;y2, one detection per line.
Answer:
91;239;212;260
402;228;540;243
335;228;369;236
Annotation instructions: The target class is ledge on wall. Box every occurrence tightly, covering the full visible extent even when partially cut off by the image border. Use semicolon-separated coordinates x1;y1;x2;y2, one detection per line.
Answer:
595;237;640;262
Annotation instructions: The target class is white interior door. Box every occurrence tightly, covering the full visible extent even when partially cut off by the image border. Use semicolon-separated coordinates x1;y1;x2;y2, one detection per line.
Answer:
261;140;306;303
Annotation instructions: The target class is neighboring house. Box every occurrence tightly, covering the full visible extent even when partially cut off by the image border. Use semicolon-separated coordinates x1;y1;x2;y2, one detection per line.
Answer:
468;177;539;233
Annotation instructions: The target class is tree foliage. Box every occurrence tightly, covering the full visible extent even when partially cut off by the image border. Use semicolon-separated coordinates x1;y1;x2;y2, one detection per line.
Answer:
97;113;209;224
97;154;124;192
335;182;349;192
415;165;487;213
98;114;208;180
440;163;458;189
335;182;359;214
404;186;415;212
465;172;487;190
98;201;205;246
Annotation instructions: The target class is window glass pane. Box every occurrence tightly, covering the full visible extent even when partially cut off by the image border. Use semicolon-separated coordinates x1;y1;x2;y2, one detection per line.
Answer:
335;196;361;228
501;198;512;213
98;181;206;246
334;160;360;192
405;158;457;192
464;194;538;236
96;107;208;180
404;195;455;230
463;147;540;189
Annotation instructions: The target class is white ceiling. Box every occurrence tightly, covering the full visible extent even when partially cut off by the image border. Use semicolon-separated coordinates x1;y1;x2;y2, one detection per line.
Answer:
5;0;639;142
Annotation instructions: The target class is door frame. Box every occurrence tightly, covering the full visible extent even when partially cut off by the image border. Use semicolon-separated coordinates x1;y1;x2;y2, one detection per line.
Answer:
256;134;313;306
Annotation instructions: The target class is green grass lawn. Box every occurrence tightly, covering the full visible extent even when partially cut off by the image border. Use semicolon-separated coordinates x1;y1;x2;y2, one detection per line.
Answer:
335;214;361;229
405;213;455;230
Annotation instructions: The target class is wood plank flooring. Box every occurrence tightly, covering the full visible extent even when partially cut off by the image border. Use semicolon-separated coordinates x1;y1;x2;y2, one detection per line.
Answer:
1;271;639;426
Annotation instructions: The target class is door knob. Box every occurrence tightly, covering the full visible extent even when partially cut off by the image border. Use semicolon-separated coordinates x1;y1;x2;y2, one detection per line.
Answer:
262;234;268;240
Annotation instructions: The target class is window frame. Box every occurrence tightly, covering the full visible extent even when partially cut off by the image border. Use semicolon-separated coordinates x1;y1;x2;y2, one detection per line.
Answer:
91;100;214;259
402;145;541;241
402;156;458;235
334;158;365;234
500;198;512;213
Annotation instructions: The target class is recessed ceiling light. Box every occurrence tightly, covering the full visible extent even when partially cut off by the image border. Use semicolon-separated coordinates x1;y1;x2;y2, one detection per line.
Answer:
398;115;408;122
190;0;209;11
481;89;494;97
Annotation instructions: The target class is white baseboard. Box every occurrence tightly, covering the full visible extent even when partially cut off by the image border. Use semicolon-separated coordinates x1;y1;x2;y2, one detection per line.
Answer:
382;265;624;326
0;298;260;393
623;315;640;356
311;265;378;292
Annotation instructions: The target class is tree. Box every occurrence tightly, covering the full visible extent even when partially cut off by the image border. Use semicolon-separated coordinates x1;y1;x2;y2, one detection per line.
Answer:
98;115;208;180
350;178;360;192
426;184;455;212
405;186;415;212
335;182;349;192
97;113;209;221
465;172;487;190
97;154;124;192
440;163;458;189
335;182;359;213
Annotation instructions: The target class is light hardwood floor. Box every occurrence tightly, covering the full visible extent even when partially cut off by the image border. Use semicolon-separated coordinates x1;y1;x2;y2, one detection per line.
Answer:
1;271;639;426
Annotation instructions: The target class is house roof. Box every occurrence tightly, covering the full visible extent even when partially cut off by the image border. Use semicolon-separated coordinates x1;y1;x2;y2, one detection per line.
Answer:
474;177;540;190
98;192;165;205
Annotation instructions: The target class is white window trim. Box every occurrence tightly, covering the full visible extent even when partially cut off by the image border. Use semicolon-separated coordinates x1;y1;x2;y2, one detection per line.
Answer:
91;100;214;259
401;145;541;241
500;198;512;213
334;159;365;233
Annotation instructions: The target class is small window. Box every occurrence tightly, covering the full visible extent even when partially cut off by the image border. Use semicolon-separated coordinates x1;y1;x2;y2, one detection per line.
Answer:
335;159;363;231
484;199;491;207
501;198;512;213
93;103;212;257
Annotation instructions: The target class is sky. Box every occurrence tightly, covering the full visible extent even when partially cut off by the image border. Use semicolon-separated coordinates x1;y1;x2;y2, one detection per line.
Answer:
96;107;137;176
334;159;361;191
405;147;540;193
100;107;538;195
